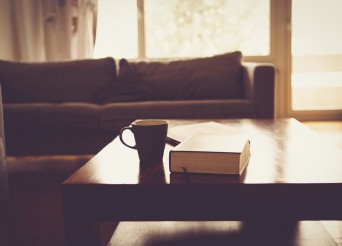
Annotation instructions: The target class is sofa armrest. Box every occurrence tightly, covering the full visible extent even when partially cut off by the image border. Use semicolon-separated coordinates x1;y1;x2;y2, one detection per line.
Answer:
242;62;275;118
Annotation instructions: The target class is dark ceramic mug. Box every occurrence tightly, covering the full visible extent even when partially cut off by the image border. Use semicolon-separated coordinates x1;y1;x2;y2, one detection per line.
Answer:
119;120;168;164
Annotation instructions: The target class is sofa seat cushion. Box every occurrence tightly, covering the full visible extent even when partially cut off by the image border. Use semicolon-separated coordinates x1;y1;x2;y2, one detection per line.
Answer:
0;57;116;103
4;103;99;133
99;99;255;131
121;51;243;101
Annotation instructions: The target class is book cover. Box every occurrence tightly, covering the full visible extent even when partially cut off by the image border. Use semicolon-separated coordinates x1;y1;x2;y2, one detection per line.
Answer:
169;134;250;175
166;121;245;146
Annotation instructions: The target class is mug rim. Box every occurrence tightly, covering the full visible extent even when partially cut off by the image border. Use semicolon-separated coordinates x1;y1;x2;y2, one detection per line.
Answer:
133;119;168;126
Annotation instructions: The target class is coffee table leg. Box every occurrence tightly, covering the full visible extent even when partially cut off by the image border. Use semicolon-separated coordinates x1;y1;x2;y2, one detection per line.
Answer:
63;216;101;246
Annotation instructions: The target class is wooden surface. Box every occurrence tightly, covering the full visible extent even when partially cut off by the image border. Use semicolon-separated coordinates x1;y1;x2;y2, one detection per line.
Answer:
64;118;342;185
62;118;342;245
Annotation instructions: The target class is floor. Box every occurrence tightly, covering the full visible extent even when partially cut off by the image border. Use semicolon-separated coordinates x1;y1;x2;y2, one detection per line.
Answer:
7;173;70;246
301;121;342;246
5;120;342;246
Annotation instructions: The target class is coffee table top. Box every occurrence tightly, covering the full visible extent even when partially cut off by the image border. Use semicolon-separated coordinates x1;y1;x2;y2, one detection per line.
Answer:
64;118;342;185
62;118;342;245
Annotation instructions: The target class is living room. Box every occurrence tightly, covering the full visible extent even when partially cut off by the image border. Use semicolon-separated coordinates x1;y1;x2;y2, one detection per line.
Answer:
0;0;341;245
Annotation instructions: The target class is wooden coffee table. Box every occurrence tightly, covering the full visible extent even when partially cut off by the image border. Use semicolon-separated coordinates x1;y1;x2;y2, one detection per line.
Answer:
62;119;342;246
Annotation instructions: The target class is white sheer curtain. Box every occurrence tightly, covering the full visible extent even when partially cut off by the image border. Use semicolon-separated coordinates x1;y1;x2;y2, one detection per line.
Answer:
0;0;97;62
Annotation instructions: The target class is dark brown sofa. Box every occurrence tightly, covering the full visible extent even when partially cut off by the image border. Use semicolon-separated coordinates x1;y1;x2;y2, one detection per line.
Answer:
0;51;275;156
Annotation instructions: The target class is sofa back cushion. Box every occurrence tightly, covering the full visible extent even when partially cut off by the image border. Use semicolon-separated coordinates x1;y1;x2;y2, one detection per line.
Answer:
95;59;155;103
121;51;243;100
0;57;116;103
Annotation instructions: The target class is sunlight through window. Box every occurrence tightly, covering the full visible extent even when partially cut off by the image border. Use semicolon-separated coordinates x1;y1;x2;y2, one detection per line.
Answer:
94;0;269;59
292;0;342;110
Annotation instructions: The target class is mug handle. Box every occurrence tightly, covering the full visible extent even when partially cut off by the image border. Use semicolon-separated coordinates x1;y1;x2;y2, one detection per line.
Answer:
119;126;137;149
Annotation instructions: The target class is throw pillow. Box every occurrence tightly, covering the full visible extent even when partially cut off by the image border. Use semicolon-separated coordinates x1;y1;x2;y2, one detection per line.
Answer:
127;51;244;100
0;57;116;103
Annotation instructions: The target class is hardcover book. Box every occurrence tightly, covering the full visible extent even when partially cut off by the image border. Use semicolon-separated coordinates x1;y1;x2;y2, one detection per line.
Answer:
169;134;250;175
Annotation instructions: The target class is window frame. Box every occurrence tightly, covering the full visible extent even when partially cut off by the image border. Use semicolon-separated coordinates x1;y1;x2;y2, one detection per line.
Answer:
288;0;342;120
136;0;273;60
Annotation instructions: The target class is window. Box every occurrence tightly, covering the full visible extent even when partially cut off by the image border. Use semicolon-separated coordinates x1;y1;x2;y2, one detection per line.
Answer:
94;0;270;59
93;0;138;59
291;0;342;110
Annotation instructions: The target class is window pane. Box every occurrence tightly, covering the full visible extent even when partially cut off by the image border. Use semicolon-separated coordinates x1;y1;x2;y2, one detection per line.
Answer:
292;0;342;110
144;0;270;58
93;0;138;59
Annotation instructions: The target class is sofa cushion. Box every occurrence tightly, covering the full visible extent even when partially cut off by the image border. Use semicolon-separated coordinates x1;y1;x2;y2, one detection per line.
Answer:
121;51;243;100
99;99;255;131
3;103;99;133
95;59;154;103
0;57;116;103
